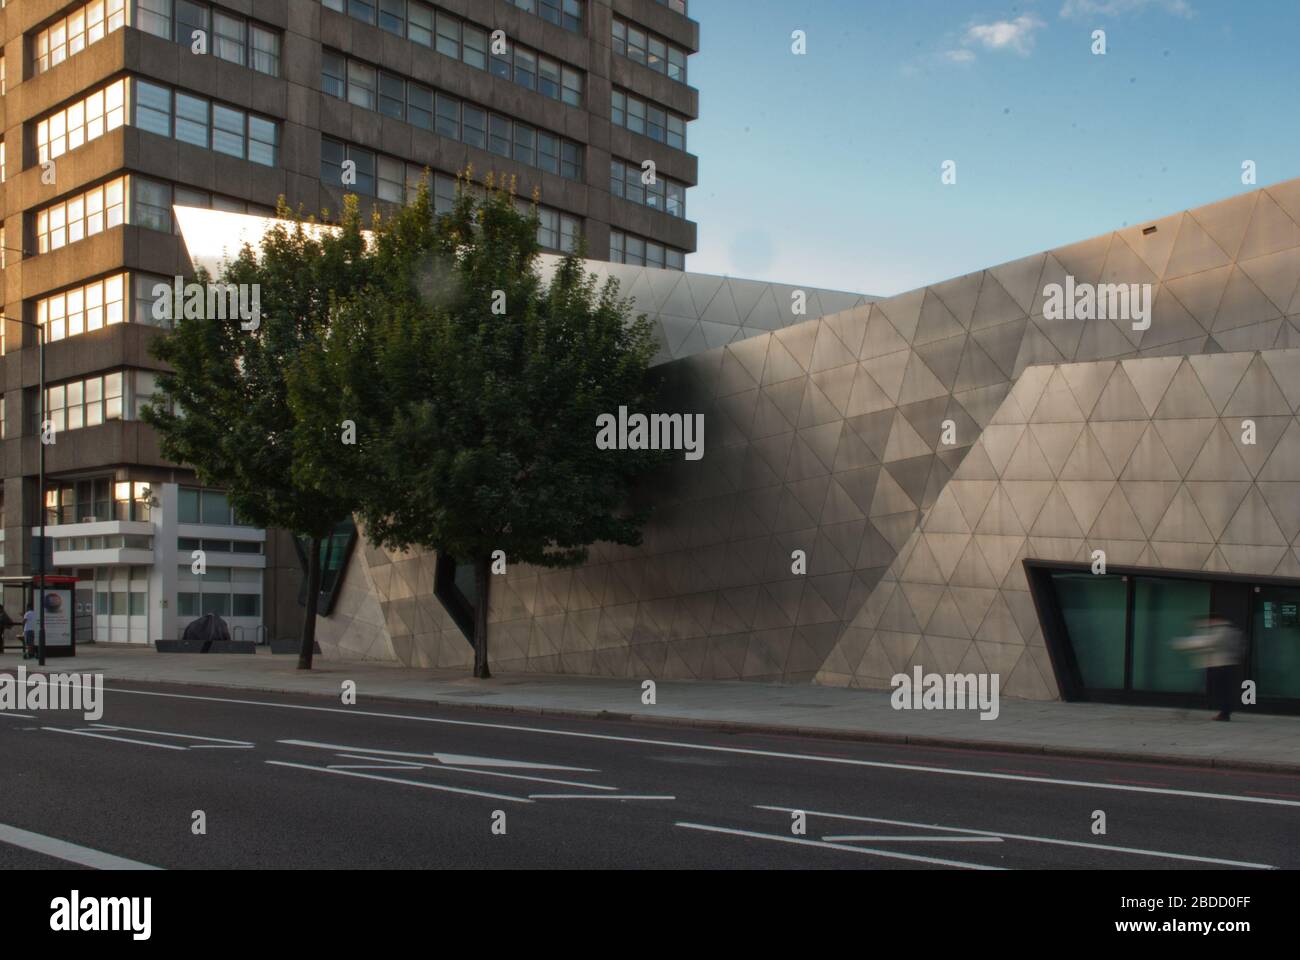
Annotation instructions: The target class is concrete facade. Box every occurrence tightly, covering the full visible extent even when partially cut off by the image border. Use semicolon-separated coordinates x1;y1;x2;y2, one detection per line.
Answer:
311;175;1300;700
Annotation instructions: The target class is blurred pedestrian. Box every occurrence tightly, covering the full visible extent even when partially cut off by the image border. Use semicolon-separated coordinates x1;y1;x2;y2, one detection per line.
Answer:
1174;615;1245;721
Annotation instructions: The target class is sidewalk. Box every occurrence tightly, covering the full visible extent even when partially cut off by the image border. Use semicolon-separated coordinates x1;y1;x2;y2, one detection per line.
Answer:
5;645;1300;773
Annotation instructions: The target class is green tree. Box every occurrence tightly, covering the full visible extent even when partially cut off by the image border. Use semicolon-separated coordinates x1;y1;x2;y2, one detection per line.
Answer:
143;197;373;669
307;177;668;678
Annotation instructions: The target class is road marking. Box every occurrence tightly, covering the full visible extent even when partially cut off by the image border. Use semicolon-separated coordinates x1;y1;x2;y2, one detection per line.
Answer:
529;794;676;800
675;822;1004;870
265;760;533;803
330;763;424;771
103;686;1300;809
758;806;1275;869
91;723;254;747
278;738;596;772
43;727;188;750
0;822;160;870
330;752;618;791
823;835;1004;843
0;712;36;719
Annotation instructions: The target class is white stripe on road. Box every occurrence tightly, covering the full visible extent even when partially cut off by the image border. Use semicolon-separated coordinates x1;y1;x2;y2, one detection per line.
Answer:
43;727;188;750
0;822;160;870
102;686;1300;809
675;822;1004;870
0;712;36;719
330;753;618;791
759;806;1276;870
91;724;254;747
823;835;1004;843
265;760;533;803
529;794;676;800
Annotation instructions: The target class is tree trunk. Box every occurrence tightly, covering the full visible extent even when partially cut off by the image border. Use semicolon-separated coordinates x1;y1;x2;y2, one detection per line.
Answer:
473;553;491;679
299;535;322;670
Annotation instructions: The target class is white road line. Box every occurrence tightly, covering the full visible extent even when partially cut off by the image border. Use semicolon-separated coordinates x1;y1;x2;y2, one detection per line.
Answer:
0;822;160;870
91;723;254;746
823;835;1004;843
43;727;188;750
0;712;36;719
330;753;618;791
278;738;597;772
265;760;533;803
529;794;676;800
675;822;1004;870
329;763;426;771
102;685;1300;809
758;806;1276;870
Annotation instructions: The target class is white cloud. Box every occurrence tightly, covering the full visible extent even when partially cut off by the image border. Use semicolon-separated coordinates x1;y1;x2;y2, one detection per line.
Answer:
961;15;1047;56
1060;0;1193;17
943;49;977;64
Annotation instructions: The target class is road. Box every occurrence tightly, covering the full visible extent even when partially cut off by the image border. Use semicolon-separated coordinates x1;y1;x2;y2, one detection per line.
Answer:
0;679;1297;869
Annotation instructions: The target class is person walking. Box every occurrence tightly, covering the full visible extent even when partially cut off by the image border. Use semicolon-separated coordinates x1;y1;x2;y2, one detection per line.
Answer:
21;603;36;660
1174;615;1245;721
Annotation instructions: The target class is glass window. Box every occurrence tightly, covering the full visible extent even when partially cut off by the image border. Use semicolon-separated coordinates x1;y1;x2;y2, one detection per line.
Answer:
538;132;560;175
135;80;172;136
348;61;376;110
134;177;172;232
174;92;209;147
561;68;582;107
514;48;537;91
1132;577;1209;693
668;47;687;82
179;488;200;523
379;73;405;119
435;94;460;139
488;115;511;157
1051;573;1127;689
512;123;535;166
611;90;625;127
539;57;561;99
668;115;686;151
435;12;459;57
212;104;245;158
561;142;581;181
201;593;231;616
350;146;376;195
379;0;405;35
462;25;487;69
233;594;261;617
322;51;347;99
252;26;280;76
348;0;375;25
1255;587;1300;700
320;137;345;185
136;0;171;39
249;115;276;166
175;1;209;45
407;84;433;129
213;12;247;67
200;490;232;525
377;156;404;202
461;105;486;149
408;3;433;47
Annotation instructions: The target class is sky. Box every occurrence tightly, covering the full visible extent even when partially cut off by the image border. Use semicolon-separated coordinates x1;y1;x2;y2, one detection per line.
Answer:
684;0;1300;297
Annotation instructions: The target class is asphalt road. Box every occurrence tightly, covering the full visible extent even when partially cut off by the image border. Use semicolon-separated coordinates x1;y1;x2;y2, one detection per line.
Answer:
1;679;1297;870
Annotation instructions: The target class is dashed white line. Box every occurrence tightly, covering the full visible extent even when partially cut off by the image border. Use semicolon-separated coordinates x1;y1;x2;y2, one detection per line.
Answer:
43;727;188;750
529;794;676;800
329;753;618;791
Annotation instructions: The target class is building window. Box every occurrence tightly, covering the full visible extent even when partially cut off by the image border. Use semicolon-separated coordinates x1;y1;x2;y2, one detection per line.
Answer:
610;160;686;218
131;1;281;76
322;55;583;181
613;19;689;83
130;79;279;165
178;486;255;525
41;371;135;435
610;231;684;270
34;0;129;74
36;177;129;253
37;79;128;162
37;275;127;342
611;89;688;151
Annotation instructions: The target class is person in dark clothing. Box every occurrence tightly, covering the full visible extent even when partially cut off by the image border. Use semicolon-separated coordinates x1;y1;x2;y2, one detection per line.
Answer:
0;604;15;652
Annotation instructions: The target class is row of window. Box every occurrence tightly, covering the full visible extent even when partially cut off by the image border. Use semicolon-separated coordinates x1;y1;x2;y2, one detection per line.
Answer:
44;478;150;525
322;0;580;41
136;79;278;165
610;160;686;218
41;370;158;435
322;54;581;181
34;0;279;77
612;19;688;83
33;0;127;74
35;77;278;167
178;486;255;526
320;141;581;254
177;591;261;617
612;89;688;151
178;537;263;554
610;231;685;271
54;534;153;551
38;274;130;341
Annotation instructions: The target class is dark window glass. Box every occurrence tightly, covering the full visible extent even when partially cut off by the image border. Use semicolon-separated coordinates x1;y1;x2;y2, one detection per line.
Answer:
407;85;433;129
1052;573;1126;690
435;94;460;138
379;0;405;35
488;115;511;157
1132;577;1209;693
379;73;404;119
461;105;486;148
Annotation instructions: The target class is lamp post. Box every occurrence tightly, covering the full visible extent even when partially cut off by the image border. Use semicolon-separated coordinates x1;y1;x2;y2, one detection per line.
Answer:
2;312;47;666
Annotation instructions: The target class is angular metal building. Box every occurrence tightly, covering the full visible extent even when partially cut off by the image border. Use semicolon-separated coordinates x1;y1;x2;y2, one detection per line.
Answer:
181;175;1300;712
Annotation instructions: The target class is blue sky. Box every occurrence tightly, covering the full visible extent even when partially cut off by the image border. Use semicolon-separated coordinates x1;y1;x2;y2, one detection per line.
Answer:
685;0;1300;296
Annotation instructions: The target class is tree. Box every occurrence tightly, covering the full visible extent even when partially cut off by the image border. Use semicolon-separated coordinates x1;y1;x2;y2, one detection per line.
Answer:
143;197;373;669
309;176;669;678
